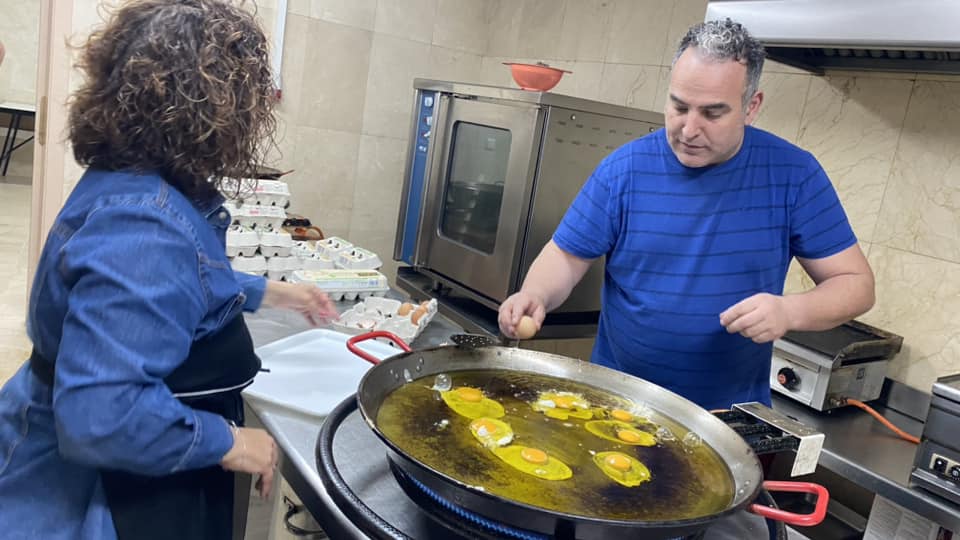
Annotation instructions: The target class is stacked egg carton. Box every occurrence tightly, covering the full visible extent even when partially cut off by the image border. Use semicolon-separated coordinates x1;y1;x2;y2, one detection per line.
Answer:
289;236;389;300
223;178;299;280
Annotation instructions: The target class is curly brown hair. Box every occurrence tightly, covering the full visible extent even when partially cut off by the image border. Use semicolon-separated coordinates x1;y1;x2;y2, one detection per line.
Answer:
68;0;277;201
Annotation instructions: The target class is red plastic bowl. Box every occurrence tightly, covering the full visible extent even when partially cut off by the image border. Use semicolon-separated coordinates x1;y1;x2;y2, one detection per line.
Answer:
503;62;572;92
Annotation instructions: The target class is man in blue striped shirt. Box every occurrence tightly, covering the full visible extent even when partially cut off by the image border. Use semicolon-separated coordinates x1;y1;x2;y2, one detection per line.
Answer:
499;19;875;411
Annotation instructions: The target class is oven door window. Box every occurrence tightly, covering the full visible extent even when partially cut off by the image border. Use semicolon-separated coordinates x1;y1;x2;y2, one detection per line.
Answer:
440;122;511;254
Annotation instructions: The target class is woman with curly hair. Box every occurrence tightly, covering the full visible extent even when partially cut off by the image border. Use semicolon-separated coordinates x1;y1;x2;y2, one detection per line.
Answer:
0;2;337;539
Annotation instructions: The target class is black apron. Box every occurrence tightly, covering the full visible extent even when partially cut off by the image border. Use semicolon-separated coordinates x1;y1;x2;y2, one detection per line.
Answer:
30;315;262;540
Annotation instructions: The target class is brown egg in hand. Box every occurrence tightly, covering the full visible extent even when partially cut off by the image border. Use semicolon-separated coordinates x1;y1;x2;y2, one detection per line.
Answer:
515;315;538;340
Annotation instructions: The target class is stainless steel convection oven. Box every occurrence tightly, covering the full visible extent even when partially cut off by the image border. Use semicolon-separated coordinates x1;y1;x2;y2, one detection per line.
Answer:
394;79;663;324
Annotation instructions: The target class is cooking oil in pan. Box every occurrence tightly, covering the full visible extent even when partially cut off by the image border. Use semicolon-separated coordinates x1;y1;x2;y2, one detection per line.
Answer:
376;370;735;521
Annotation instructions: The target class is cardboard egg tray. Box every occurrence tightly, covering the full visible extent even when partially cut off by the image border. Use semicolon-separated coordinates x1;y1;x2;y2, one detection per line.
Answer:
220;178;291;207
332;297;438;343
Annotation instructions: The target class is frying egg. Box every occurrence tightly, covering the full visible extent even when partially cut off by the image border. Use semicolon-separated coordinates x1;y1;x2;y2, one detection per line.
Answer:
610;409;634;422
585;420;657;446
593;451;651;487
492;446;572;480
469;417;514;448
440;386;505;419
531;391;593;420
397;302;415;316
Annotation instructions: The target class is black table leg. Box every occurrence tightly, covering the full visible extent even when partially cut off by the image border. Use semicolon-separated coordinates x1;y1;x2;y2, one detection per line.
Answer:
2;112;23;176
0;112;17;176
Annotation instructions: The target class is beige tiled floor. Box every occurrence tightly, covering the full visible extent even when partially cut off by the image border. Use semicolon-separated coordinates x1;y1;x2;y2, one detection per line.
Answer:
0;178;32;384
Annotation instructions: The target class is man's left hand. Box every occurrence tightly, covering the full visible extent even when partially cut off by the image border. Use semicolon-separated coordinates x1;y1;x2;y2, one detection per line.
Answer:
263;281;339;326
719;293;792;343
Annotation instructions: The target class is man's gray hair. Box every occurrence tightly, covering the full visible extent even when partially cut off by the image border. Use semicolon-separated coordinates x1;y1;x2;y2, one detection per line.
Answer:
673;19;766;106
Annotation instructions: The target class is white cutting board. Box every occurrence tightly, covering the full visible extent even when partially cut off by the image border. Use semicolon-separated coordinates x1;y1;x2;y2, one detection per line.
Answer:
243;328;401;417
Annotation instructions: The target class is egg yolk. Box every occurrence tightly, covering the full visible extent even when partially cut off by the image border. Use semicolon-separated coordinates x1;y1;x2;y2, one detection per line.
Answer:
469;417;514;448
605;453;632;471
441;387;505;419
520;447;548;464
471;418;498;433
456;387;483;402
593;451;652;487
611;409;633;422
553;395;577;409
531;392;593;420
585;420;657;446
492;446;573;480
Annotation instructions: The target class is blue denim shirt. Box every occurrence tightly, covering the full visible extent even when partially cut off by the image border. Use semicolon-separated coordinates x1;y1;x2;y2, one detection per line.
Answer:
0;169;267;539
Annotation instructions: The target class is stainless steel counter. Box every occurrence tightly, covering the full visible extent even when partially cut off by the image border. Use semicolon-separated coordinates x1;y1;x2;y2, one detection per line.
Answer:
242;301;959;537
771;394;960;532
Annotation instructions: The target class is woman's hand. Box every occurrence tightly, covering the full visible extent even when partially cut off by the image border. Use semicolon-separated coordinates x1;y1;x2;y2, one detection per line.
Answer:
262;281;338;326
220;426;278;498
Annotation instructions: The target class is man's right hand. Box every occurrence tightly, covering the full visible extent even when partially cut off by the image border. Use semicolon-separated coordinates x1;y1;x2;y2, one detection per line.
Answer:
498;291;546;339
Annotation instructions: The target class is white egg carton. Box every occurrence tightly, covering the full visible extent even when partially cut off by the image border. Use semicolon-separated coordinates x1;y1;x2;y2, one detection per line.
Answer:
259;230;294;257
302;252;336;270
228;203;286;230
266;256;299;281
290;269;389;301
226;226;260;257
231;254;267;276
315;236;353;258
334;246;382;270
332;297;438;343
220;178;291;207
251;179;291;207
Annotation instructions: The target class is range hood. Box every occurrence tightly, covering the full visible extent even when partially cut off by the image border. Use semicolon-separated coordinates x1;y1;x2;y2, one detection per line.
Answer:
705;0;960;75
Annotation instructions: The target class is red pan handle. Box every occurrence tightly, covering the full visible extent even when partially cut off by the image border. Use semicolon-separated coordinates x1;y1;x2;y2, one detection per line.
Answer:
346;331;412;365
749;481;829;527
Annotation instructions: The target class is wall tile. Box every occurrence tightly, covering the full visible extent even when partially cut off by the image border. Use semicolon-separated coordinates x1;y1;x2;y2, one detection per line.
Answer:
751;72;811;144
310;0;377;30
374;0;438;44
362;34;431;139
605;0;673;66
286;126;359;237
484;0;522;58
427;46;483;84
660;0;707;66
598;63;662;111
515;0;567;61
861;245;960;391
651;66;672;115
298;19;373;132
874;80;960;263
478;56;517;88
433;0;489;55
0;0;40;103
764;60;812;76
350;135;408;231
555;0;613;63
797;76;912;244
273;14;310;126
551;61;604;101
288;0;311;16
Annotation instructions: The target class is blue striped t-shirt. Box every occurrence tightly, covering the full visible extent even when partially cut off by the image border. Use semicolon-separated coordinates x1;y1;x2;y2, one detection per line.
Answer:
553;126;856;410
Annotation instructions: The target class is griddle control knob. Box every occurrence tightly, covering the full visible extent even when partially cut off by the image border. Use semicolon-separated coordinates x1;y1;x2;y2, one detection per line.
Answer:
777;367;800;390
950;465;960;481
